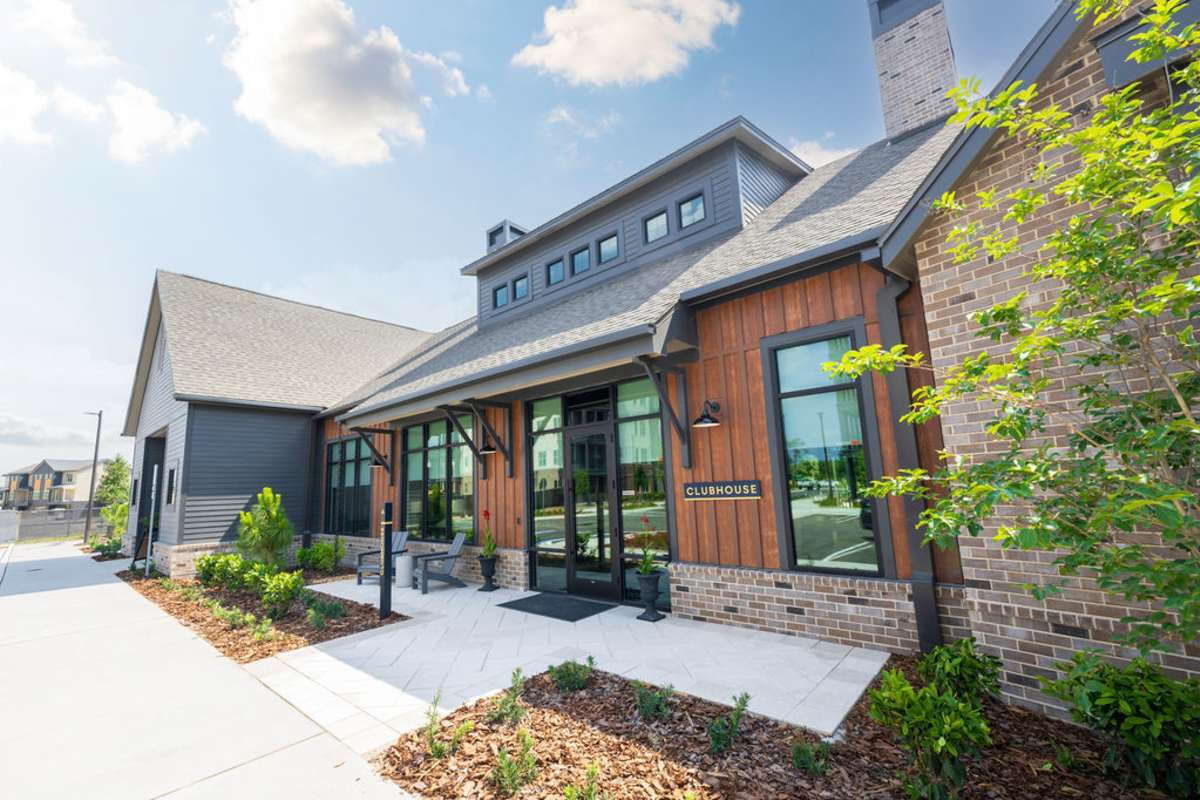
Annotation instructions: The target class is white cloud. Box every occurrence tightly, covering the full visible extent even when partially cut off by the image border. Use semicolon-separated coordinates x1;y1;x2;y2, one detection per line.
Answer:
513;0;739;87
0;61;51;144
544;105;621;138
222;0;472;166
106;80;206;163
51;86;103;123
0;411;92;449
476;83;493;100
788;133;858;168
18;0;117;68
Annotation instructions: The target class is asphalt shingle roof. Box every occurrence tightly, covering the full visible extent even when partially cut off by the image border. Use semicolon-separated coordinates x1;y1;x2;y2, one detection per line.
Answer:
156;271;432;409
340;122;957;420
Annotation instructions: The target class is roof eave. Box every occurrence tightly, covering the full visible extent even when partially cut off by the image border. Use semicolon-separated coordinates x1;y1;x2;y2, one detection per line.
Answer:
459;116;810;277
338;323;658;427
878;0;1086;271
121;278;163;437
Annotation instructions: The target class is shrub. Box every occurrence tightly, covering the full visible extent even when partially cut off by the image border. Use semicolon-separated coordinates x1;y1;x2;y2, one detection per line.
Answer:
487;669;527;725
302;591;346;619
243;561;277;594
208;601;271;640
236;487;295;568
791;739;832;775
196;553;265;592
708;692;750;753
562;762;609;800
423;693;475;758
93;538;122;557
306;608;326;630
492;728;537;796
295;547;317;571
298;538;346;573
869;668;991;800
1041;652;1200;798
917;637;1001;707
99;501;128;541
547;656;594;692
632;681;673;721
260;570;305;620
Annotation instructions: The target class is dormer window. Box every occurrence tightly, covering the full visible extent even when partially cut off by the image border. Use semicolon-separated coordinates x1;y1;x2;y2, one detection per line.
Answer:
598;233;619;264
488;228;503;248
571;246;591;276
678;193;705;229
513;274;529;301
644;210;668;243
546;258;565;286
493;284;509;309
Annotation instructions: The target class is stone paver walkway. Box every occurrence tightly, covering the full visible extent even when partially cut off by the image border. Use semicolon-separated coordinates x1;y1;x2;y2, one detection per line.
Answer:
247;579;889;756
0;542;406;800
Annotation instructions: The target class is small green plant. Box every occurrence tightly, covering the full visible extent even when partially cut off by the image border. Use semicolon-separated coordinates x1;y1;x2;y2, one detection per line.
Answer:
155;576;182;593
869;668;991;800
708;692;750;753
487;668;527;725
301;590;346;619
260;570;305;620
195;552;262;592
632;681;673;721
480;509;498;558
634;516;659;575
1041;652;1200;798
917;637;1001;708
296;538;346;572
562;761;609;800
99;500;129;540
548;656;595;692
423;693;475;758
492;728;537;796
93;537;122;557
249;616;275;641
306;607;326;630
295;546;316;571
236;487;295;567
1053;742;1075;772
791;739;832;775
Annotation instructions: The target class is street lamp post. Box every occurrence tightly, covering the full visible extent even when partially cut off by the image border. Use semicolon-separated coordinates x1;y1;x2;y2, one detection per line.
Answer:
82;410;102;544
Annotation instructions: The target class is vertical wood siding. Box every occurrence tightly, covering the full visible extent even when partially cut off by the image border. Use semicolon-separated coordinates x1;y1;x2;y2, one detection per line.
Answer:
668;262;960;582
475;403;525;549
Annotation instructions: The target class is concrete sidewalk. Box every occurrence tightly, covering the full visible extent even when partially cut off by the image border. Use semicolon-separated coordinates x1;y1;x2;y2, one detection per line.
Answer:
0;541;405;800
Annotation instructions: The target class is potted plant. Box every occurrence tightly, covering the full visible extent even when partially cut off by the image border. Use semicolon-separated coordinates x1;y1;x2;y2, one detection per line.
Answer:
635;516;664;622
478;509;498;592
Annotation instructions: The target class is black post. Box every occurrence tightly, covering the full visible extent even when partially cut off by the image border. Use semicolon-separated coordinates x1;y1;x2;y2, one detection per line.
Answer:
380;501;393;619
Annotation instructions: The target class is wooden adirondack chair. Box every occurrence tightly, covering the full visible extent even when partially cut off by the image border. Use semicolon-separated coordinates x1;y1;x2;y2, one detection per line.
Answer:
413;532;468;594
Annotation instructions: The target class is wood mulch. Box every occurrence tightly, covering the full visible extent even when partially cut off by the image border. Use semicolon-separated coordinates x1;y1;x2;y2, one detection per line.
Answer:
116;570;406;663
91;552;123;562
376;662;1153;800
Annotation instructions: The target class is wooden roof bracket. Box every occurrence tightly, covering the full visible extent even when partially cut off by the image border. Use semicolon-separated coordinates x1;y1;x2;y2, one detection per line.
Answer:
437;405;488;480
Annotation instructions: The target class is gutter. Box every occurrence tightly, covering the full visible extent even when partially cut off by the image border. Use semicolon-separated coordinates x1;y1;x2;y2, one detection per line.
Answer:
173;394;325;413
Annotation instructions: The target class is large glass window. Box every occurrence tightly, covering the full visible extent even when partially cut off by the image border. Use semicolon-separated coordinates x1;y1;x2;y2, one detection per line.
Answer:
324;438;373;536
615;379;668;603
401;416;475;541
773;335;879;573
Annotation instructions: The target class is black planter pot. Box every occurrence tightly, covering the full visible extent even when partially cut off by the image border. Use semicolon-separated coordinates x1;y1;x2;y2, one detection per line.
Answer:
478;554;498;592
636;571;665;622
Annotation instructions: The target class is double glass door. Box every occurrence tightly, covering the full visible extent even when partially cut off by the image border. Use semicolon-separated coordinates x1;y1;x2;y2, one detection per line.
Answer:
564;426;619;599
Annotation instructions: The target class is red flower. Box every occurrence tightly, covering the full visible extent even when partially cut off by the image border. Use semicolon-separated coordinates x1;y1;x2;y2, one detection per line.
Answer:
640;515;650;526
482;509;491;521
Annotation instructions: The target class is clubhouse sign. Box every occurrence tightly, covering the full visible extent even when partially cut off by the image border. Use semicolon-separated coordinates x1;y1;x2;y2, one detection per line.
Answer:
682;480;762;501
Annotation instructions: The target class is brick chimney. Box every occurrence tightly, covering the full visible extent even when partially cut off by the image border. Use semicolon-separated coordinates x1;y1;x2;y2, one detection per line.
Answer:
867;0;958;138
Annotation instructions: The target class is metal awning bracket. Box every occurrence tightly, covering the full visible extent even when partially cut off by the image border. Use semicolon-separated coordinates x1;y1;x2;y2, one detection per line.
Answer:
465;400;513;478
351;426;394;478
438;405;488;480
636;356;691;469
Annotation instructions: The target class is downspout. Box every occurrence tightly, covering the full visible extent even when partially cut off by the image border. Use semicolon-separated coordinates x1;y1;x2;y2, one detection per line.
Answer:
876;273;942;653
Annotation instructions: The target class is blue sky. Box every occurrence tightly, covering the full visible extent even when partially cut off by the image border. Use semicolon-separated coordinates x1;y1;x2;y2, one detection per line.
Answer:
0;0;1053;471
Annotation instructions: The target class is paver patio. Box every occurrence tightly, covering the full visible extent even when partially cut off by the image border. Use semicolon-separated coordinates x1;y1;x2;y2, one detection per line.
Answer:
247;577;890;757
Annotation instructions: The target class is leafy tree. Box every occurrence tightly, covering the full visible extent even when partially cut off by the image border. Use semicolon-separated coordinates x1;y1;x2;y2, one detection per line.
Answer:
827;0;1200;654
95;454;131;506
100;501;128;541
236;487;295;567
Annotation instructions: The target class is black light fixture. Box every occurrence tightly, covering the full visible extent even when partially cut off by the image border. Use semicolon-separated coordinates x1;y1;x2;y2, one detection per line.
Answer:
692;400;721;428
478;434;498;455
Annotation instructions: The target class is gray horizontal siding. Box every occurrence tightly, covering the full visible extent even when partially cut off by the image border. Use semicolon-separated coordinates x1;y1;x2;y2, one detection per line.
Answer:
476;141;741;321
179;404;314;543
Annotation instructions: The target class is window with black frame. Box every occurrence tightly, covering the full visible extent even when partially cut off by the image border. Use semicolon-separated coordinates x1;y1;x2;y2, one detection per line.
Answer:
772;334;880;574
324;438;373;535
400;417;475;542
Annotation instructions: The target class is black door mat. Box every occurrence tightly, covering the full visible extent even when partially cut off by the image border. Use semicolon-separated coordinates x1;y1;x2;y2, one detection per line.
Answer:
497;593;616;622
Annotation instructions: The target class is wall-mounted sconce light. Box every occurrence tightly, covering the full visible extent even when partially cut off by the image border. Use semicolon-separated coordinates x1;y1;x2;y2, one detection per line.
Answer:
478;436;498;455
692;400;721;428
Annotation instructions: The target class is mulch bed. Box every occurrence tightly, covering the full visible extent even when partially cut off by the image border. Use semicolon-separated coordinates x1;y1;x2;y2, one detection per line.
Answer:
376;661;1153;800
91;552;123;562
116;570;406;663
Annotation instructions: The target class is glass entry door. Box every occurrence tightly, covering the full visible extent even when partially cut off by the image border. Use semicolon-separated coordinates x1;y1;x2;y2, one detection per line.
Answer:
565;427;619;599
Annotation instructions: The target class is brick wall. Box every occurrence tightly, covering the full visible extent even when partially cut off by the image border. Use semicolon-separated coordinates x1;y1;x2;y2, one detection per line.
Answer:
872;2;957;137
911;20;1200;714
